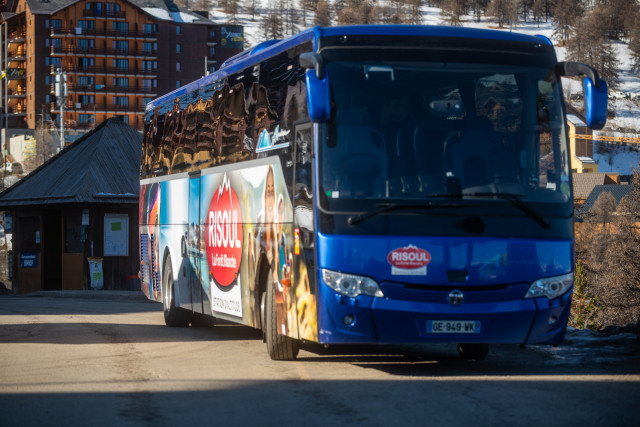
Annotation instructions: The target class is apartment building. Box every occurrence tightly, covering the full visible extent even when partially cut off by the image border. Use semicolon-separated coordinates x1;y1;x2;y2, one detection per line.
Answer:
0;0;243;136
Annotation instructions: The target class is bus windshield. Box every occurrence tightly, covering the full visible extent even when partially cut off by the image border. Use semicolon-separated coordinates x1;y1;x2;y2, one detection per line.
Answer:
319;52;571;211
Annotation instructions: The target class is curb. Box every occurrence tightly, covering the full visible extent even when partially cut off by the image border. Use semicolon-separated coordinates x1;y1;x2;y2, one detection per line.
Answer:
11;290;150;301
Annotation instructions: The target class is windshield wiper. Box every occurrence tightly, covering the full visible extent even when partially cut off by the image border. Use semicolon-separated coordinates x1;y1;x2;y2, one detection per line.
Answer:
465;192;551;229
347;202;475;226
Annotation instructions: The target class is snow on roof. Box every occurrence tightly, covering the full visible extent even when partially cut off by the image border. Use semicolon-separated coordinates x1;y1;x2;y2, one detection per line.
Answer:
577;157;596;163
142;7;201;23
566;114;587;127
142;7;171;20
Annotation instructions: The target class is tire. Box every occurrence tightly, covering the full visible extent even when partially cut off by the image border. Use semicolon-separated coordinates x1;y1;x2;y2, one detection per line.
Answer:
265;280;299;360
163;260;191;327
457;343;489;360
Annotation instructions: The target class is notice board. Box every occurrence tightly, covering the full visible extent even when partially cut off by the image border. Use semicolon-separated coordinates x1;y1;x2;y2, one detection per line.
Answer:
104;214;128;256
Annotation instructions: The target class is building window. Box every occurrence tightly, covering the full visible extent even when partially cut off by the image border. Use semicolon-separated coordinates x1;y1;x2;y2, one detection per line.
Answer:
78;20;95;31
176;62;181;72
113;77;128;88
176;80;181;88
209;46;215;56
78;76;95;88
113;58;128;71
209;30;215;39
142;60;157;72
176;43;181;53
79;114;95;124
143;23;157;34
176;25;181;35
78;39;95;51
113;21;128;34
50;19;62;30
113;96;129;107
79;95;95;105
142;42;157;54
113;40;128;53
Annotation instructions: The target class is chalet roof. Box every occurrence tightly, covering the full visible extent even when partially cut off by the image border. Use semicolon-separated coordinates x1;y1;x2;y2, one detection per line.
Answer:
21;0;214;24
0;119;141;209
581;184;634;213
567;114;587;127
572;172;619;200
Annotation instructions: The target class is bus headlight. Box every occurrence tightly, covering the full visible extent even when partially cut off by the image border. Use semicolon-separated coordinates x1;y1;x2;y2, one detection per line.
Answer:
525;273;573;299
322;269;384;298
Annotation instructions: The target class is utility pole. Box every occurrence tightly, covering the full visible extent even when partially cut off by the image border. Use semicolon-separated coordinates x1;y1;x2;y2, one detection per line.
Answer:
54;68;67;150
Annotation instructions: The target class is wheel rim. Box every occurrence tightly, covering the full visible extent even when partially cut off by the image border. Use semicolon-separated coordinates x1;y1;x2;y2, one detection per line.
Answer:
164;275;172;312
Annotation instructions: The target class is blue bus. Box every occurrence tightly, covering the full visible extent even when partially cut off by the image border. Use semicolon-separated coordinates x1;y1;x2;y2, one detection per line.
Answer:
139;25;607;360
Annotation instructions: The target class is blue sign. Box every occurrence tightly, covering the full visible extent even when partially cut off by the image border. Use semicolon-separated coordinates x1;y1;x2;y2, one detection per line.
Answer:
20;253;38;268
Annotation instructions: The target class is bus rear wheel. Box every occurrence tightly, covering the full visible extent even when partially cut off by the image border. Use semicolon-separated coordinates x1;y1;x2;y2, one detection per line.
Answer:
163;260;191;327
264;281;299;361
457;343;489;360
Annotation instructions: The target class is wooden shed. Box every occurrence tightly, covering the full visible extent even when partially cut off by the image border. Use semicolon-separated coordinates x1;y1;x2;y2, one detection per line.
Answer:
0;119;141;293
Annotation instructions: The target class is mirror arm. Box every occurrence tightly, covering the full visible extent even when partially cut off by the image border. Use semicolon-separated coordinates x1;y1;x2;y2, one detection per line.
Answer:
556;62;601;88
300;52;325;80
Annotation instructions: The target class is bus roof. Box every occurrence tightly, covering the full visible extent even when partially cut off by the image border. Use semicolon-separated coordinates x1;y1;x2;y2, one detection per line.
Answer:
146;25;551;113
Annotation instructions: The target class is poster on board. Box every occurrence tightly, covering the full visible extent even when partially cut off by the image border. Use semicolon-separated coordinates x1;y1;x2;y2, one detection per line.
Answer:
104;214;128;256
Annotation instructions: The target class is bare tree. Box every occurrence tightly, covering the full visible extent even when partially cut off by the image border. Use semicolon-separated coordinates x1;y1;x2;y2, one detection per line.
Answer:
337;0;375;25
263;1;284;39
407;0;424;24
469;0;490;22
487;0;519;29
245;0;260;21
552;0;584;44
440;0;467;26
532;0;545;27
314;0;332;26
631;18;640;72
566;7;620;89
23;119;57;173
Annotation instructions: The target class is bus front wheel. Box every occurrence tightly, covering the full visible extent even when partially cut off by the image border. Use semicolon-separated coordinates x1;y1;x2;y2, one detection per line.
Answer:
163;260;191;327
264;282;299;360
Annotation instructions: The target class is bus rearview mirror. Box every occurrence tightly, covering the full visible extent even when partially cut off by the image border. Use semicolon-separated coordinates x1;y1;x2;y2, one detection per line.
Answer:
584;77;607;130
305;69;331;122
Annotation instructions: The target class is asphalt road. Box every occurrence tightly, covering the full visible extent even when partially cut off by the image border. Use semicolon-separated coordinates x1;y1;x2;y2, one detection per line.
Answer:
0;293;639;426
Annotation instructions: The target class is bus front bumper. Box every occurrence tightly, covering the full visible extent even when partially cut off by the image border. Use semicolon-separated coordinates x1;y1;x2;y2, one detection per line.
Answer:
317;284;571;346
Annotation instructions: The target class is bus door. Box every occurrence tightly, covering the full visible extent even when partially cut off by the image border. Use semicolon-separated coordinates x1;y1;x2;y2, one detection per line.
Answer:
292;122;318;341
188;171;206;314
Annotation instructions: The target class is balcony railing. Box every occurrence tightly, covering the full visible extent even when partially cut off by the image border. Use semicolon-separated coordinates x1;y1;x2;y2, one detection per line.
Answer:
67;83;157;94
51;27;157;39
7;87;26;96
8;31;26;40
56;103;144;113
82;9;127;19
51;65;158;75
51;46;157;57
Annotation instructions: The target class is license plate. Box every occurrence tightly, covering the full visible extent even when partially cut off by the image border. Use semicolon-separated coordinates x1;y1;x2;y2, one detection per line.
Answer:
427;320;481;334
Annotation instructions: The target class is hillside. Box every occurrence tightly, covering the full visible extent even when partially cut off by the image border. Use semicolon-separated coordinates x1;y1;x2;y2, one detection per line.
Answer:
204;1;640;175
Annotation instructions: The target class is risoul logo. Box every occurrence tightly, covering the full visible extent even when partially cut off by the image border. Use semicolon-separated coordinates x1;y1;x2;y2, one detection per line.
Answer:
206;173;243;287
387;245;431;276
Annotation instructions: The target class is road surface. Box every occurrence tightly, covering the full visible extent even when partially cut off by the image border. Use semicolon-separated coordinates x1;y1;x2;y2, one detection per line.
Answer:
0;293;638;426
